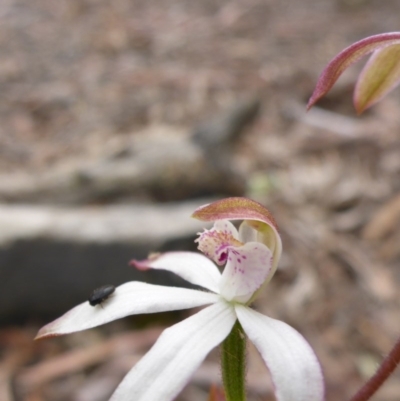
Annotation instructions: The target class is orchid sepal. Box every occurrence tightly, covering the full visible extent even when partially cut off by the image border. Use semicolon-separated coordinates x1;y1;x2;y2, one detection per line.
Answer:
307;32;400;113
109;302;236;401
35;282;220;339
235;305;325;401
354;44;400;113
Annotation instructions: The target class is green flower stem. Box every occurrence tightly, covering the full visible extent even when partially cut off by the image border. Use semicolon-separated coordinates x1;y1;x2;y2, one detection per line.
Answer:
221;320;247;401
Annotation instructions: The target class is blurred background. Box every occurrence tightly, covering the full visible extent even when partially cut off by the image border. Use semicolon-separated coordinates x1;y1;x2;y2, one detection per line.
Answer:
1;0;400;400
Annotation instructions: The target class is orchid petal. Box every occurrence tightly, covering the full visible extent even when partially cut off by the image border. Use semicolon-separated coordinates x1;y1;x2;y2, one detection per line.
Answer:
36;282;219;339
219;242;273;303
354;44;400;113
236;306;324;401
131;251;221;293
193;197;282;274
308;32;400;109
110;301;236;401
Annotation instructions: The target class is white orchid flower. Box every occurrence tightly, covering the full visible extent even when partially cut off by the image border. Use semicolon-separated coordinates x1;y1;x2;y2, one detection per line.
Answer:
36;197;324;401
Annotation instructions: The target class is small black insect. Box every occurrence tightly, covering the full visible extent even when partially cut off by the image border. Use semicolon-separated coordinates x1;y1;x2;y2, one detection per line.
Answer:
88;284;116;307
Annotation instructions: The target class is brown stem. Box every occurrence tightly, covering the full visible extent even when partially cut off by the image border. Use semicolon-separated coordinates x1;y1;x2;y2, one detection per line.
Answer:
350;336;400;401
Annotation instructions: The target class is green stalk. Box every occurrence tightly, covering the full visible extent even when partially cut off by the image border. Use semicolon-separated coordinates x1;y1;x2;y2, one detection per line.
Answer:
221;320;247;401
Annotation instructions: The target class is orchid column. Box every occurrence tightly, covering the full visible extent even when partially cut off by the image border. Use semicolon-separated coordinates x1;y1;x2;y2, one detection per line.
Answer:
36;197;324;401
